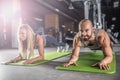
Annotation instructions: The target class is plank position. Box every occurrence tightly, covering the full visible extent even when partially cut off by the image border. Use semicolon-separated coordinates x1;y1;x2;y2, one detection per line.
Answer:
5;24;44;64
63;19;113;70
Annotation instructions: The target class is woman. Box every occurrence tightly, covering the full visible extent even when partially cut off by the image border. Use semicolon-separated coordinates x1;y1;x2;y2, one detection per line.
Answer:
5;24;44;64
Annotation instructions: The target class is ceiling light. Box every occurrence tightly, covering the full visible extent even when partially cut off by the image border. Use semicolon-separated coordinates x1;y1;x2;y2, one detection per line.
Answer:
69;3;74;9
55;8;60;12
58;0;64;1
113;1;119;8
112;17;116;21
35;18;43;21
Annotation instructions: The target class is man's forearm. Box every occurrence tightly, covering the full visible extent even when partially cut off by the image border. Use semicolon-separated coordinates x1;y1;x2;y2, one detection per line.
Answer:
69;47;80;62
102;47;113;64
101;56;113;64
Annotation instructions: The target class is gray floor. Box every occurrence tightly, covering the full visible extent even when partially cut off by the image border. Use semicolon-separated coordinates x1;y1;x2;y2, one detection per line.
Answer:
0;46;120;80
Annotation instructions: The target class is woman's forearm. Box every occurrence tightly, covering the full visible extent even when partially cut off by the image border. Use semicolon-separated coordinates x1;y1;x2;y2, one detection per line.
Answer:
29;56;44;63
5;55;22;64
11;55;22;62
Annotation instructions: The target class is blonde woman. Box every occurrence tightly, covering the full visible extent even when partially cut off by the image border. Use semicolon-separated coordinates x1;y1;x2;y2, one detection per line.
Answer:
5;24;44;64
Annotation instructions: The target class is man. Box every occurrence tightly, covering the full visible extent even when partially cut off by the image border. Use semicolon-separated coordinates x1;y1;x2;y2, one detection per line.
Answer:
63;19;113;70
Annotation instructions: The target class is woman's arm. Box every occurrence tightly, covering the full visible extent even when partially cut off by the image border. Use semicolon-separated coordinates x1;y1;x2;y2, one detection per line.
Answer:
5;54;22;64
24;35;44;64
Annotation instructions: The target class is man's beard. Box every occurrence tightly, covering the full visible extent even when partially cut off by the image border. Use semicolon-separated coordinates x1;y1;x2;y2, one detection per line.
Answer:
83;33;92;41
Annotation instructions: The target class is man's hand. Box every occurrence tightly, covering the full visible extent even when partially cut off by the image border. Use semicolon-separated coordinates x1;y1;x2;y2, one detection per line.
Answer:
63;57;78;67
63;61;77;67
92;61;110;70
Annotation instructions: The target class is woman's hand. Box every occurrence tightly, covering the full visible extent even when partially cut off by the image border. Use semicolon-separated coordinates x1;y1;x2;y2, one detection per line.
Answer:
23;59;33;64
3;61;12;65
4;55;22;65
4;59;18;65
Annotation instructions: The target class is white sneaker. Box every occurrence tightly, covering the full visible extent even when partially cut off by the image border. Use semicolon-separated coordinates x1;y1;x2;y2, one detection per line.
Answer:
57;46;60;52
65;43;69;52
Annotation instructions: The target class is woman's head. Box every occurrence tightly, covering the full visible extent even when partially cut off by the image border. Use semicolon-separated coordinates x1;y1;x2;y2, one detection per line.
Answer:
17;24;35;59
18;24;35;41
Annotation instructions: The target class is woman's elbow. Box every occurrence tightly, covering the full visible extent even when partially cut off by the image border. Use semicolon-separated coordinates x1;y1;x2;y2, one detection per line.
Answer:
40;55;44;61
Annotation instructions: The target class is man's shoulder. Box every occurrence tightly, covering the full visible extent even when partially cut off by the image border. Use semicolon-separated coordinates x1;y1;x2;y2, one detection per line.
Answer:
97;29;107;37
75;32;81;37
98;29;106;32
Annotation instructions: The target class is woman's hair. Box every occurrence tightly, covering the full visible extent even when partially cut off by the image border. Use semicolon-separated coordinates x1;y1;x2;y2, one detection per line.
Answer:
17;24;35;59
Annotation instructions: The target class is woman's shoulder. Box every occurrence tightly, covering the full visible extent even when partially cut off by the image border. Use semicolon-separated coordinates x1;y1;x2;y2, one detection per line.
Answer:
35;34;46;46
35;34;43;42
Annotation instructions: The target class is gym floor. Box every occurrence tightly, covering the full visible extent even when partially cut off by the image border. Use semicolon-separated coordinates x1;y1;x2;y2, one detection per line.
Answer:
0;46;120;80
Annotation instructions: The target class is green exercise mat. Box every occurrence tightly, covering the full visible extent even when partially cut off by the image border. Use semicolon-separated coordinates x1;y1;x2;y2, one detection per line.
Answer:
9;51;71;66
56;52;116;74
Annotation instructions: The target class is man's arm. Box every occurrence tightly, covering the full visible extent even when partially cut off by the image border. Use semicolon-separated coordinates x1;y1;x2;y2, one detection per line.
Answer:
92;29;113;70
63;36;81;67
99;29;113;63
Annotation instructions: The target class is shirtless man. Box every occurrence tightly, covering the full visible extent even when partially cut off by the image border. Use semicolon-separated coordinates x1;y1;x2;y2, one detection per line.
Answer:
63;19;113;70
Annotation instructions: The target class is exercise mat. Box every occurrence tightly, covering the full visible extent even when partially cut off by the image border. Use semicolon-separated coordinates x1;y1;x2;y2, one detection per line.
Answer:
9;51;71;66
56;52;116;74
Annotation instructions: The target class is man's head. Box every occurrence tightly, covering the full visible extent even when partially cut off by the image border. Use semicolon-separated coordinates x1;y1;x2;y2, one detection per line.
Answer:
79;19;94;41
